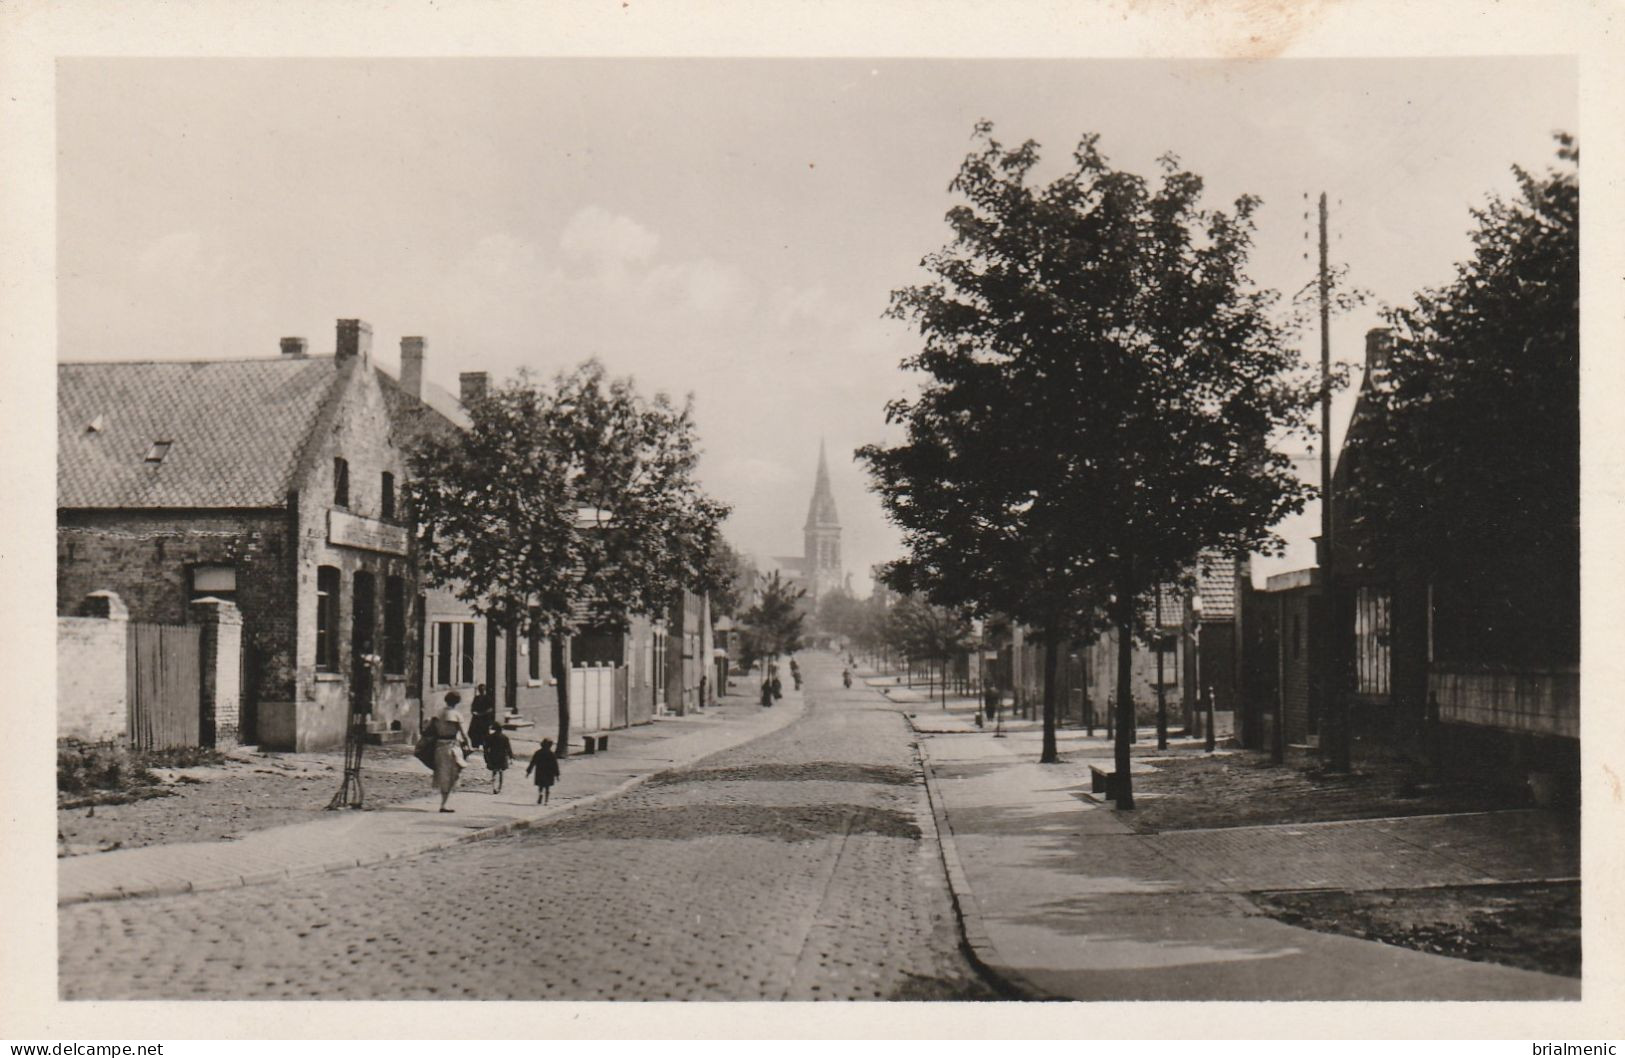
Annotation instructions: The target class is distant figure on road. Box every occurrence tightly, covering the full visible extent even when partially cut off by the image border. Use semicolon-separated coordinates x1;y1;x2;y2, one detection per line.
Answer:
428;691;471;813
771;673;783;701
760;676;774;708
468;683;495;749
483;723;513;795
791;661;803;691
842;668;852;689
525;738;561;805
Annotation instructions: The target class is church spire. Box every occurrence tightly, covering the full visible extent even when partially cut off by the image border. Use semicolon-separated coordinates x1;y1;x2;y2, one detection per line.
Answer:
805;438;839;530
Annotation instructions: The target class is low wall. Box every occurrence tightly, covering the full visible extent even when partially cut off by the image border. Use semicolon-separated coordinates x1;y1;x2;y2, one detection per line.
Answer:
58;616;128;743
1432;665;1578;740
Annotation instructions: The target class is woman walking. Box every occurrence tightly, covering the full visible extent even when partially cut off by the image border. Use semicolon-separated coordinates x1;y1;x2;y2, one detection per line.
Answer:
525;737;561;805
483;721;514;795
428;690;471;813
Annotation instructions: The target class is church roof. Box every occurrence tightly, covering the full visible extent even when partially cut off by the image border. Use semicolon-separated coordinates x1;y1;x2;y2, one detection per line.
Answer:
804;439;840;530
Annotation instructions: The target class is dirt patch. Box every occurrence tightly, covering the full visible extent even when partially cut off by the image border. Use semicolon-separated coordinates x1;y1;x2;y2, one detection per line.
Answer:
1120;748;1529;833
1253;882;1580;979
57;744;472;856
651;762;918;787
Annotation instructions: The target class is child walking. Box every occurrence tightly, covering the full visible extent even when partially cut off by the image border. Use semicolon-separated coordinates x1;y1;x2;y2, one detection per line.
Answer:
525;737;561;804
483;722;513;794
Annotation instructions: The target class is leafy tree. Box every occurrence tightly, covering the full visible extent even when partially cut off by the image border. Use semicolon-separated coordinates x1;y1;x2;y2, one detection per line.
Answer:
815;587;866;644
884;595;976;707
862;123;1317;803
407;360;729;755
1341;137;1578;669
697;537;753;622
738;571;807;667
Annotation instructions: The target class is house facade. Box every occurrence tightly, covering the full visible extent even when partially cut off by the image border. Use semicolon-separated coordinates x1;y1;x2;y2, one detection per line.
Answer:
58;321;420;750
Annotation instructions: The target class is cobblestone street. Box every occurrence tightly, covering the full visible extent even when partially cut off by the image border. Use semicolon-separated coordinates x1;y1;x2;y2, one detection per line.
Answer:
58;655;990;1001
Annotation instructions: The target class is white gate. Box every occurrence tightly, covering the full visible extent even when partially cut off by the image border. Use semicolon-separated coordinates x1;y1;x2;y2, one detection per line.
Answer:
569;663;617;733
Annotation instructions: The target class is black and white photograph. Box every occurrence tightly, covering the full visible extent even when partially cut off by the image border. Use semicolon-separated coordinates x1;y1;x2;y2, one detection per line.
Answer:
4;0;1623;1043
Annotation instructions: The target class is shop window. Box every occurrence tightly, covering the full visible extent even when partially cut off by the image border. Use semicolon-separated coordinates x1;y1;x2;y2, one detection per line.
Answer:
1354;586;1392;696
381;472;395;520
528;622;543;682
383;576;406;675
316;566;340;671
333;457;350;508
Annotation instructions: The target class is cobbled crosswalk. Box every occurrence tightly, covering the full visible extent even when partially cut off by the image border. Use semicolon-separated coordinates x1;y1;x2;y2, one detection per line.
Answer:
58;655;990;1001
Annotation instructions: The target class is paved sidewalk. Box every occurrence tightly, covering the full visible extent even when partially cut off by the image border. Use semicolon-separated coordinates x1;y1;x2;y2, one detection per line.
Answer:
59;685;806;906
912;715;1581;1001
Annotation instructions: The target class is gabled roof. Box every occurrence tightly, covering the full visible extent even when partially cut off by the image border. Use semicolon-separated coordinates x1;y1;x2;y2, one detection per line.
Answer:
58;357;344;509
1195;551;1237;620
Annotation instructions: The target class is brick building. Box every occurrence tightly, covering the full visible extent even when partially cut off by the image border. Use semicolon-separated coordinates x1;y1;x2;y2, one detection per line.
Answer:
1326;330;1578;790
59;321;422;750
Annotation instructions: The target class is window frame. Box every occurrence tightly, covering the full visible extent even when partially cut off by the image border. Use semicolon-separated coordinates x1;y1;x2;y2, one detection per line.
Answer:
381;471;395;521
1354;585;1392;696
382;575;406;676
333;456;350;508
315;566;341;672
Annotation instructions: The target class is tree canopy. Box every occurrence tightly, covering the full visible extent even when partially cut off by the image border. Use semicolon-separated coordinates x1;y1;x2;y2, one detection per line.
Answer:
406;360;729;749
737;571;807;668
862;122;1317;794
1340;135;1578;667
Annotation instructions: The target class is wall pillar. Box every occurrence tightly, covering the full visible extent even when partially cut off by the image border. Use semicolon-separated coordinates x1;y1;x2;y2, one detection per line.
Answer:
190;596;243;748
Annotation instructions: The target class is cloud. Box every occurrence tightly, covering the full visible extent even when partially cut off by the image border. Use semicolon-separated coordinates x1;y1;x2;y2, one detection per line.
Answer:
558;206;660;274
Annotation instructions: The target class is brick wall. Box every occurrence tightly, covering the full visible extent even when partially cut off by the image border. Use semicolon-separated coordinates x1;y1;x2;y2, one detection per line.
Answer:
57;508;292;742
58;615;128;742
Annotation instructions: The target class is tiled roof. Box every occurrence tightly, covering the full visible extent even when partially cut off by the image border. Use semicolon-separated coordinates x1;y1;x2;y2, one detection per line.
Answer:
1196;551;1238;620
58;357;343;509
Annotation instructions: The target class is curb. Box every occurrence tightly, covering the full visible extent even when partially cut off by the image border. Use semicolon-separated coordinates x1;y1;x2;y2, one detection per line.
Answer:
906;714;1064;1002
59;695;808;908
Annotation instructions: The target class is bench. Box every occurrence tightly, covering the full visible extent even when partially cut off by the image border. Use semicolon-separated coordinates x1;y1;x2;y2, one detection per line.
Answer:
1089;764;1120;800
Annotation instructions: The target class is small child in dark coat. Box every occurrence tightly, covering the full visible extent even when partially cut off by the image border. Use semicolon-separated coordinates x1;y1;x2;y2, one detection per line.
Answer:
483;725;513;794
525;738;561;804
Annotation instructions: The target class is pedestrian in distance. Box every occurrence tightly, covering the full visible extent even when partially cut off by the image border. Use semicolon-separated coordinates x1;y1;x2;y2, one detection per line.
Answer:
427;690;471;813
843;668;852;689
525;738;561;804
760;676;774;708
771;672;783;701
790;658;803;691
483;721;513;795
468;683;495;749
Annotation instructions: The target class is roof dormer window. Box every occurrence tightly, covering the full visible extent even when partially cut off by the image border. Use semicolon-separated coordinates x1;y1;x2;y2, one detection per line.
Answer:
144;440;173;464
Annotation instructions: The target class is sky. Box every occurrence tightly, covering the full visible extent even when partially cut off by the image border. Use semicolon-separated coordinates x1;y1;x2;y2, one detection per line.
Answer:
57;57;1576;591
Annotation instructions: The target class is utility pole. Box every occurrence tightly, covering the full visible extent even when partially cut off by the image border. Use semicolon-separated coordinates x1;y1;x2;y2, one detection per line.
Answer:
1320;192;1350;773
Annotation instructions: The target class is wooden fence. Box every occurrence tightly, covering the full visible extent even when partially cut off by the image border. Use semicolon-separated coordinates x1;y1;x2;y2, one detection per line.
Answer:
127;621;201;749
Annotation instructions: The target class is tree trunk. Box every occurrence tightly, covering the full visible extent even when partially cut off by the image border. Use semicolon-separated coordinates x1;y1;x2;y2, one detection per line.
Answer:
552;634;572;758
1040;620;1061;764
1114;586;1137;809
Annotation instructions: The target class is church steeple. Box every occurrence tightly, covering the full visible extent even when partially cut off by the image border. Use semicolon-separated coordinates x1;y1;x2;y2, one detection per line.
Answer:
803;439;843;598
805;438;839;530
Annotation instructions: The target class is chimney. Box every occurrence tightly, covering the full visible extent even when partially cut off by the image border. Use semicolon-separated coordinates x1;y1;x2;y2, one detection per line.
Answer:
1363;328;1393;388
280;336;308;358
336;319;372;364
459;371;489;406
400;337;426;401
